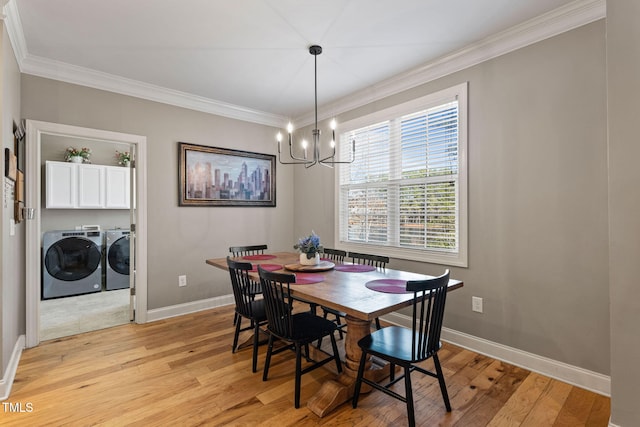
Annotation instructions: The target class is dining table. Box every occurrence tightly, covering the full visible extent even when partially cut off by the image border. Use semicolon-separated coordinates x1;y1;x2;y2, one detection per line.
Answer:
206;251;463;417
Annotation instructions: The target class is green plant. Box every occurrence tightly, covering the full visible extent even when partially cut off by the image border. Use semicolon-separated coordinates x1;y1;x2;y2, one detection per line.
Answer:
294;231;323;259
65;147;91;161
115;150;131;165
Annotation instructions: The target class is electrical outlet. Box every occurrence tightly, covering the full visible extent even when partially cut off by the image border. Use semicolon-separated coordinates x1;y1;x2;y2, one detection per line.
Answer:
178;275;187;287
472;296;483;313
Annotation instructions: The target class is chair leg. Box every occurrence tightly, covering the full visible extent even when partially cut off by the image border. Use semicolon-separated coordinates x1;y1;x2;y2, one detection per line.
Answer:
375;317;381;330
433;353;452;412
294;343;302;409
352;350;368;408
335;314;344;339
404;366;415;427
389;362;395;381
233;312;239;326
262;334;274;381
329;332;342;373
232;315;242;353
252;321;260;373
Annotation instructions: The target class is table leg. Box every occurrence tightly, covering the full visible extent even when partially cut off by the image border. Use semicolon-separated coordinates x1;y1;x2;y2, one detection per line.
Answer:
306;315;390;417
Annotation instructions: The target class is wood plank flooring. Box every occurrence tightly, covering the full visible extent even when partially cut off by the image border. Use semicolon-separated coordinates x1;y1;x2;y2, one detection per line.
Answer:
3;305;610;426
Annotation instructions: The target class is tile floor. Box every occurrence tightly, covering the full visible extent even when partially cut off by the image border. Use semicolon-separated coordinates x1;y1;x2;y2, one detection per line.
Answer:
40;289;131;341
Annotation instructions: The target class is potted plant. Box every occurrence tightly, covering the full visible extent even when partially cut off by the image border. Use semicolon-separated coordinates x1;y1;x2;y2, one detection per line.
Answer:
115;150;131;167
294;231;323;265
65;147;91;163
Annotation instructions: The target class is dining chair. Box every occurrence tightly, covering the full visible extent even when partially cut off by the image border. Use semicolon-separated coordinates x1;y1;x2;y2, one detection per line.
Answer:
229;245;267;325
229;244;268;257
258;266;343;408
226;257;268;373
322;247;346;263
348;251;390;329
348;251;390;269
352;270;452;427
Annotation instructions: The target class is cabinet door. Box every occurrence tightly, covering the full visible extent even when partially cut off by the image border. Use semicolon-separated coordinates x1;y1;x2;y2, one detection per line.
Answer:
77;164;105;208
46;161;77;208
105;166;130;209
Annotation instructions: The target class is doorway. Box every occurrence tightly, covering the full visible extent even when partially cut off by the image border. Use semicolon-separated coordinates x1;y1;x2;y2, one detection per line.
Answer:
25;120;148;348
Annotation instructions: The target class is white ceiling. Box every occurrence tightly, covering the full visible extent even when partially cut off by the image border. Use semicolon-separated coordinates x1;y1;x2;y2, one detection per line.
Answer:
7;0;604;126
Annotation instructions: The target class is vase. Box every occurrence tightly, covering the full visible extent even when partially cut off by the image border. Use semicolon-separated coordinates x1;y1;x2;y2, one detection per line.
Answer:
69;156;83;163
299;253;320;266
124;160;130;167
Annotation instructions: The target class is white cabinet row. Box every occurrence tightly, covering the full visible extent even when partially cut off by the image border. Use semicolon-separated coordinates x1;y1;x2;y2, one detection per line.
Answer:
46;161;130;209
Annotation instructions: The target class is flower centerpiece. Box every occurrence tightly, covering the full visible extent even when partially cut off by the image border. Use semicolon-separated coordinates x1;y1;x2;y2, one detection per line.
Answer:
115;150;131;166
65;147;91;163
294;231;323;265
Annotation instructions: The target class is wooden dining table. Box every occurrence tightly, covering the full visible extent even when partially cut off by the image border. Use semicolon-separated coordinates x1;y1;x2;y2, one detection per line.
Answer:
206;251;463;417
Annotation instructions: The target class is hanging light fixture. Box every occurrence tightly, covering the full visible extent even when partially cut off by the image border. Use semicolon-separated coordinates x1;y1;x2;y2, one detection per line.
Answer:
277;45;355;168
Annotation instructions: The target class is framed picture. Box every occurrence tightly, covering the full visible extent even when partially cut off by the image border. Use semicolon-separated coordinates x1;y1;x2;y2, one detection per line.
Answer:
178;142;276;207
4;148;17;181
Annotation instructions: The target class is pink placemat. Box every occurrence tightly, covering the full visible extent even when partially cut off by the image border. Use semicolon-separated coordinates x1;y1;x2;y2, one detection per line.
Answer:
250;263;282;272
365;279;410;294
334;264;376;272
293;273;325;285
243;254;277;260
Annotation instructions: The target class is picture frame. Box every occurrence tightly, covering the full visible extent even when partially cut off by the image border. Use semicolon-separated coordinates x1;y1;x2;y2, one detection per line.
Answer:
178;142;276;207
4;148;17;181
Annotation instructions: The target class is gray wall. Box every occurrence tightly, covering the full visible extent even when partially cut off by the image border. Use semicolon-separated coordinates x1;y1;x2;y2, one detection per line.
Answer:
21;76;294;310
607;0;640;424
1;22;23;375
295;21;610;375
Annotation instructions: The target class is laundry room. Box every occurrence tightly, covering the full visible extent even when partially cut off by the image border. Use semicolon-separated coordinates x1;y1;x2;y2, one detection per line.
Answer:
39;133;134;340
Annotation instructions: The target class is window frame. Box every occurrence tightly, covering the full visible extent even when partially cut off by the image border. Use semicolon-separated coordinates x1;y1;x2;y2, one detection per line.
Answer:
334;82;468;267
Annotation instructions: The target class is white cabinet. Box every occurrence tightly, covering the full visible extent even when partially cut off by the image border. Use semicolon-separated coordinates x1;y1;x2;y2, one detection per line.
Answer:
105;166;130;209
46;161;77;208
77;164;105;208
46;161;130;209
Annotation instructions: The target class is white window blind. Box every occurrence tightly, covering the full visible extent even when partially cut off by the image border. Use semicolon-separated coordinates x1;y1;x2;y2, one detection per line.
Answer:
337;83;467;266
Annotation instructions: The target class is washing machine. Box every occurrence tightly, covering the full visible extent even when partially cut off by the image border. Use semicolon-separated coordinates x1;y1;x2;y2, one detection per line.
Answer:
105;229;131;290
42;230;104;299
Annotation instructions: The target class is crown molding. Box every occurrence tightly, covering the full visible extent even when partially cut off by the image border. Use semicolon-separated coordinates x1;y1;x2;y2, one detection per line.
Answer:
3;0;604;129
294;0;606;126
19;55;286;127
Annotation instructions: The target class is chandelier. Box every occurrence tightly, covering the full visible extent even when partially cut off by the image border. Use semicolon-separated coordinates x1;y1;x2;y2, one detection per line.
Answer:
277;45;355;168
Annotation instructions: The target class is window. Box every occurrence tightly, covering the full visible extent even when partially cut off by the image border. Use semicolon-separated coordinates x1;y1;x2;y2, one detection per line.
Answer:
336;83;467;266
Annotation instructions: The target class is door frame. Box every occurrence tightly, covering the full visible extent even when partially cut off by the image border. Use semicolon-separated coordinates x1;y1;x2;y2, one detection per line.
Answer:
25;120;148;348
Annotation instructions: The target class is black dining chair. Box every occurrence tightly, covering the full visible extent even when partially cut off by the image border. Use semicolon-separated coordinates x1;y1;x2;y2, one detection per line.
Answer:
322;248;347;263
348;251;390;329
258;266;343;408
229;244;269;258
352;270;452;427
348;251;390;269
229;245;267;325
226;257;268;373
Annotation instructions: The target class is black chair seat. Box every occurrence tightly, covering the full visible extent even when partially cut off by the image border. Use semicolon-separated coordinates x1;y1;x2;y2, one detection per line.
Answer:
358;326;440;363
247;299;267;323
290;312;338;341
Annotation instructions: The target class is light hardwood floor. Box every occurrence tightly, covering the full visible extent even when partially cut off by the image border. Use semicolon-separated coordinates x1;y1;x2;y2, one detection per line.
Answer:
4;305;610;426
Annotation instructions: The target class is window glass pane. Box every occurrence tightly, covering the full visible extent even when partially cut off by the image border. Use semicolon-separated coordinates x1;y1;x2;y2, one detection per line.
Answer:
337;84;466;265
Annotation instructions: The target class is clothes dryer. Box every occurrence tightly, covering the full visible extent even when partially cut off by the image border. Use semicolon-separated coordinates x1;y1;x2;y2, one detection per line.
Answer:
42;230;103;299
105;229;131;290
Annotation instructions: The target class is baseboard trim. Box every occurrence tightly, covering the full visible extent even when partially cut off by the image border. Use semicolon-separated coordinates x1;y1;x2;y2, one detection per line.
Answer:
381;312;610;397
0;334;25;401
146;294;234;322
